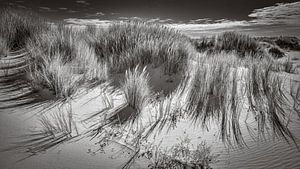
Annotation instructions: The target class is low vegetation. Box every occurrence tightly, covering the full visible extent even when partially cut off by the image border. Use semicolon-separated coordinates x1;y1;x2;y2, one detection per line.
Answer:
122;66;152;122
143;135;218;169
1;8;299;169
193;32;264;57
256;36;300;51
0;8;46;51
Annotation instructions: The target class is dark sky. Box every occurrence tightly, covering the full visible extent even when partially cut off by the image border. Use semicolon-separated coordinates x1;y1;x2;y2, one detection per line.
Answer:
1;0;300;37
0;0;298;21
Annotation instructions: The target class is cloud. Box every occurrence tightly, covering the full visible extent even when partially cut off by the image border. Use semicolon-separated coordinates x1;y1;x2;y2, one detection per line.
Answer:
168;20;250;32
172;2;300;37
64;18;113;28
249;2;300;26
76;0;90;6
85;12;105;18
39;7;56;12
65;2;300;37
111;12;120;15
59;7;68;10
67;10;78;13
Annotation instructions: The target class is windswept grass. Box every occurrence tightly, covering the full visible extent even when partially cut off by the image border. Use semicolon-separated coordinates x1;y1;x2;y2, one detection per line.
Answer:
87;21;195;74
0;37;8;57
0;8;46;51
3;104;78;155
183;52;297;146
1;9;299;168
122;66;152;119
26;25;109;100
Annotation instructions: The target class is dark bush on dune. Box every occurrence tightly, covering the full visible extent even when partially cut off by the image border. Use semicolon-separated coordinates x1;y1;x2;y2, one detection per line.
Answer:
214;32;261;56
256;36;300;51
192;37;214;52
268;46;286;58
193;32;264;57
275;37;300;50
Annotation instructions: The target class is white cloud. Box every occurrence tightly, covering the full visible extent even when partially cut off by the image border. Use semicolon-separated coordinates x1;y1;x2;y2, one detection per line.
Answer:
249;2;300;25
64;2;300;37
39;7;56;12
67;10;78;13
59;7;68;10
84;12;106;18
76;0;90;6
64;18;113;28
168;20;250;31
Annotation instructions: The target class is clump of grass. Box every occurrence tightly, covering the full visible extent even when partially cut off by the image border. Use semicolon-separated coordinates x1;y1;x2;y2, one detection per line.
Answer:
122;66;152;121
185;52;296;146
193;32;265;58
192;36;214;53
214;32;261;56
186;53;243;145
0;37;8;57
28;56;82;100
87;21;195;74
0;8;46;51
243;60;296;142
26;25;109;100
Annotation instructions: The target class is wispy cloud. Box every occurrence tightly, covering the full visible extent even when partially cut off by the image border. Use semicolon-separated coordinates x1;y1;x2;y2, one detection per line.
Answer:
64;2;300;37
171;2;300;37
248;2;300;26
39;7;56;12
67;10;78;13
169;20;250;30
59;7;68;10
76;0;90;6
64;18;112;27
110;12;120;15
85;12;105;18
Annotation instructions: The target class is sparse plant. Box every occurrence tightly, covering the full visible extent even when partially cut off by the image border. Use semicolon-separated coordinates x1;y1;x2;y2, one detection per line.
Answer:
142;135;218;169
122;66;152;121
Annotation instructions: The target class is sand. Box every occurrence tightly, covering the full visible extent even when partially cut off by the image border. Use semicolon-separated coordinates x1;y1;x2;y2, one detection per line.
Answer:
0;51;300;169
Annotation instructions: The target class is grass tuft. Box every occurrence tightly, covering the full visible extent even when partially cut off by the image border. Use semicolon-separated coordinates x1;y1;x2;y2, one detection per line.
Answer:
122;66;152;121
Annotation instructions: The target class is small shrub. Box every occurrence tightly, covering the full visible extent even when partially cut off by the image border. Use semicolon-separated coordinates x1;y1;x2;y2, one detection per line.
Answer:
268;46;285;58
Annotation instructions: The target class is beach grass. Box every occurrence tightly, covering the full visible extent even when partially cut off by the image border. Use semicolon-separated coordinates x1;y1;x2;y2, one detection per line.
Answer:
0;8;299;168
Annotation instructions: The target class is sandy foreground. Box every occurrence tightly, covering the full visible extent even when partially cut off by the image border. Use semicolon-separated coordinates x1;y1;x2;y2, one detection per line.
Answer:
0;52;300;169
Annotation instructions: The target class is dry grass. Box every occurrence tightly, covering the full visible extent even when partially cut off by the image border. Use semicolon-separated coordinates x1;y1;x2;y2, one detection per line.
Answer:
122;66;152;120
193;32;264;57
0;8;46;51
0;37;8;57
1;9;299;167
86;21;195;74
3;104;77;155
